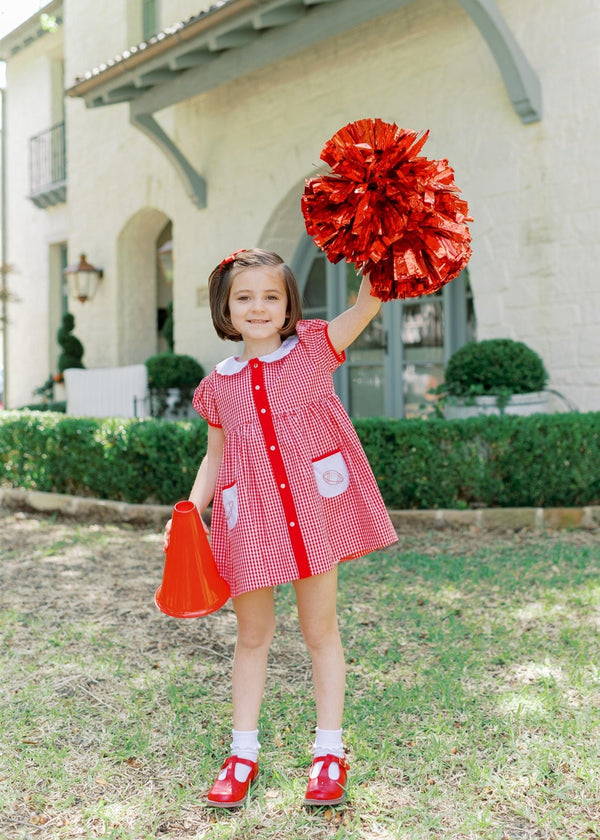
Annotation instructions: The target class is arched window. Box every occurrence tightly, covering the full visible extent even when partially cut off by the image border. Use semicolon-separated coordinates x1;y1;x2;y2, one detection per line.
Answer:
291;237;475;418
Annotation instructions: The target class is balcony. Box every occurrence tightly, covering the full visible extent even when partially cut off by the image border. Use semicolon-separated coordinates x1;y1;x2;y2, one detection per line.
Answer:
29;121;66;208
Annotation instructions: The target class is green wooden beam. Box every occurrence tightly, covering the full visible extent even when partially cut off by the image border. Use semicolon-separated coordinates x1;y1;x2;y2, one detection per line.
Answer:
129;112;207;208
456;0;542;122
253;3;306;28
169;48;212;70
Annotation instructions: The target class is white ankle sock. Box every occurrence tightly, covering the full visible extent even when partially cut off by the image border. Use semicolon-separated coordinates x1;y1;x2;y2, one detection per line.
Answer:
310;728;345;781
312;727;345;760
228;729;260;782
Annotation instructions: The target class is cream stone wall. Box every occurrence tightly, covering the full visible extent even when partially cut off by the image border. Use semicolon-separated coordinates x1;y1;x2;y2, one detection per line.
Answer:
4;27;68;408
63;0;185;372
474;0;600;410
61;89;181;370
165;0;600;412
4;0;600;412
68;0;131;77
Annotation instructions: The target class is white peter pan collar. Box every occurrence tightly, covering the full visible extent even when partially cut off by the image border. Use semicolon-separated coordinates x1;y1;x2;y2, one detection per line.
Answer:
216;335;299;376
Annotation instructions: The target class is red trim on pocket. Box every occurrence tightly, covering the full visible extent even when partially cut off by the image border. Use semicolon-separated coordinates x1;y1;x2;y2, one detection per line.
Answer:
312;449;342;463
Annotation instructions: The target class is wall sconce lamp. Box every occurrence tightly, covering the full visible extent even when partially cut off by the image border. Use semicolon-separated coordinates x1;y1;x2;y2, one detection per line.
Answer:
64;254;104;303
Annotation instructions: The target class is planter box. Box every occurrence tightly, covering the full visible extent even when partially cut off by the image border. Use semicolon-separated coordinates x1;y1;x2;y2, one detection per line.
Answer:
150;387;197;421
445;391;549;420
53;382;66;403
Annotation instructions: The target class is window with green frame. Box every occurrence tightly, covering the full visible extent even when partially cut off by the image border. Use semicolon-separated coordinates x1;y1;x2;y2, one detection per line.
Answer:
293;237;476;419
142;0;159;40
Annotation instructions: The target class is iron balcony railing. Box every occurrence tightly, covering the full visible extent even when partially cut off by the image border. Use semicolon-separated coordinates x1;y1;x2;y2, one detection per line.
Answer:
29;121;66;208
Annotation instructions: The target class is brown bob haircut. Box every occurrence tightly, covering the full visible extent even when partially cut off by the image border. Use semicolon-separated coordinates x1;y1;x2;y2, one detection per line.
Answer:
208;248;303;342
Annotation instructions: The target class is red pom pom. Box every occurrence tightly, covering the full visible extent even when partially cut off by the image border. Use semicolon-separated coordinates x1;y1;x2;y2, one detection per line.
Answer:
301;119;473;301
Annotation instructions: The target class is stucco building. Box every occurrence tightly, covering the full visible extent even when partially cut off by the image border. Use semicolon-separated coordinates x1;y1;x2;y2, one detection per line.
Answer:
1;0;598;416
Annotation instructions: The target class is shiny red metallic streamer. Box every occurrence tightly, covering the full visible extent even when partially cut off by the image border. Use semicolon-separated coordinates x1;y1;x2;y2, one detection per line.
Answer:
301;119;473;301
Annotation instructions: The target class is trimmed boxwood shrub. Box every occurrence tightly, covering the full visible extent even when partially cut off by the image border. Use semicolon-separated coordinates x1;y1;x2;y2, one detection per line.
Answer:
444;339;548;397
22;401;67;413
57;313;85;375
145;354;204;390
145;353;205;419
1;410;599;509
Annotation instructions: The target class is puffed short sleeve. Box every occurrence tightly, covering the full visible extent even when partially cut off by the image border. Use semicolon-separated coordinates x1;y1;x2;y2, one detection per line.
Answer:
295;319;346;373
192;374;222;427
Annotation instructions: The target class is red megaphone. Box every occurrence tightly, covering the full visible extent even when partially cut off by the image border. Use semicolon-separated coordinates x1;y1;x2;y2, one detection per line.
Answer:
155;500;230;618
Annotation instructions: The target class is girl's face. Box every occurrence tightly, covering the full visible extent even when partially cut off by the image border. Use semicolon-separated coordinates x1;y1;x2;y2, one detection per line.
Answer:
228;266;288;347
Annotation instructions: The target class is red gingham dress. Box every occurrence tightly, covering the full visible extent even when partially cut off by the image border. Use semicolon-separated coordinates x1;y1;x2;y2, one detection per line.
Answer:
193;319;398;597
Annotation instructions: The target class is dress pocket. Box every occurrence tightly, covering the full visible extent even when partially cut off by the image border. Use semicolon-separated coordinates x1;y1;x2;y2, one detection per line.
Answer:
312;450;350;499
222;482;239;531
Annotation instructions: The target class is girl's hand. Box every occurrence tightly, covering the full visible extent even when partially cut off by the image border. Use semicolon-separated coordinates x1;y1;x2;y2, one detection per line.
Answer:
162;509;210;552
163;518;173;552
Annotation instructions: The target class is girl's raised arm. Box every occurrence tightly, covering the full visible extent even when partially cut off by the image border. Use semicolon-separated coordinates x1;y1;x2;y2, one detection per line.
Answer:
327;274;382;354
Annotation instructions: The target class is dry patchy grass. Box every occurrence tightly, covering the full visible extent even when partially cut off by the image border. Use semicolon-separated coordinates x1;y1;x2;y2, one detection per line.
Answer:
1;510;599;839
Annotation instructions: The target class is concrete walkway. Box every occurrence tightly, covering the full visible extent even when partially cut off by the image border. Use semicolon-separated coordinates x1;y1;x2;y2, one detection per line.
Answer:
1;488;598;531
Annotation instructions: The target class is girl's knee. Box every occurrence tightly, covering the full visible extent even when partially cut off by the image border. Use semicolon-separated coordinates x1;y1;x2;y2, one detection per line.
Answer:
233;588;275;650
237;614;276;650
300;616;340;653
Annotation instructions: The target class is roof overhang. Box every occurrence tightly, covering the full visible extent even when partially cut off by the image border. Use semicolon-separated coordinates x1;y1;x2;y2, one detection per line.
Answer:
66;0;541;123
64;0;541;209
0;0;63;61
67;0;376;109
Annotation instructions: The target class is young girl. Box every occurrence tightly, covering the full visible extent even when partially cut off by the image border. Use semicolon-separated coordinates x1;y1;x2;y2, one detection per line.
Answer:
164;248;397;808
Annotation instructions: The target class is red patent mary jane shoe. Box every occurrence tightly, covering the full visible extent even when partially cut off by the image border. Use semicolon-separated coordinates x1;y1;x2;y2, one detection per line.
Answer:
303;754;349;806
205;756;259;808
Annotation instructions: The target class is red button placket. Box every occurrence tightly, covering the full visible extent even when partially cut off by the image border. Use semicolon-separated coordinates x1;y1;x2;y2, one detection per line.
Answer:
249;360;311;579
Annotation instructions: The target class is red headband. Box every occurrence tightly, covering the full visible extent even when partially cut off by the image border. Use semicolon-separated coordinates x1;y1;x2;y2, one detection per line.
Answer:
219;249;247;270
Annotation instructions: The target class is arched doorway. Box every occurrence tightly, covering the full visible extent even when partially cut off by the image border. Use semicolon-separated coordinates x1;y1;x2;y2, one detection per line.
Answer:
292;236;476;418
116;208;173;365
156;221;173;353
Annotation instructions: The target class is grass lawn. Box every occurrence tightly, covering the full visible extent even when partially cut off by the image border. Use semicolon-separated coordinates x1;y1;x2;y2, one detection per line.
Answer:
0;509;599;839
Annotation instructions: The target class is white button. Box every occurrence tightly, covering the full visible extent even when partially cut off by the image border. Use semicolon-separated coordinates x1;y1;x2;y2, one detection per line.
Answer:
255;385;260;390
260;408;266;414
270;445;276;451
289;521;296;527
280;483;286;489
253;363;258;369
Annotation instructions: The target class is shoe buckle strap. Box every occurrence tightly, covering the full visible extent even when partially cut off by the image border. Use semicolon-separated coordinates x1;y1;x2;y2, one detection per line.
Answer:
320;753;348;771
221;755;257;773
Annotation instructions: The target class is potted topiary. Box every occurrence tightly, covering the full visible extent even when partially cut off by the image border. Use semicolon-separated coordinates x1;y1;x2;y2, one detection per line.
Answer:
56;313;85;379
145;353;205;419
30;313;85;409
441;338;549;419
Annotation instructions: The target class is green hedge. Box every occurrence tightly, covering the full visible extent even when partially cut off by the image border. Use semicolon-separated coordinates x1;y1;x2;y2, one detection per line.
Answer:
0;412;207;505
1;410;599;509
359;414;600;509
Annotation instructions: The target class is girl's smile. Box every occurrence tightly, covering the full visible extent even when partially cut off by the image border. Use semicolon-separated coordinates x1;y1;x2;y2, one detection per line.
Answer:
228;266;289;357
